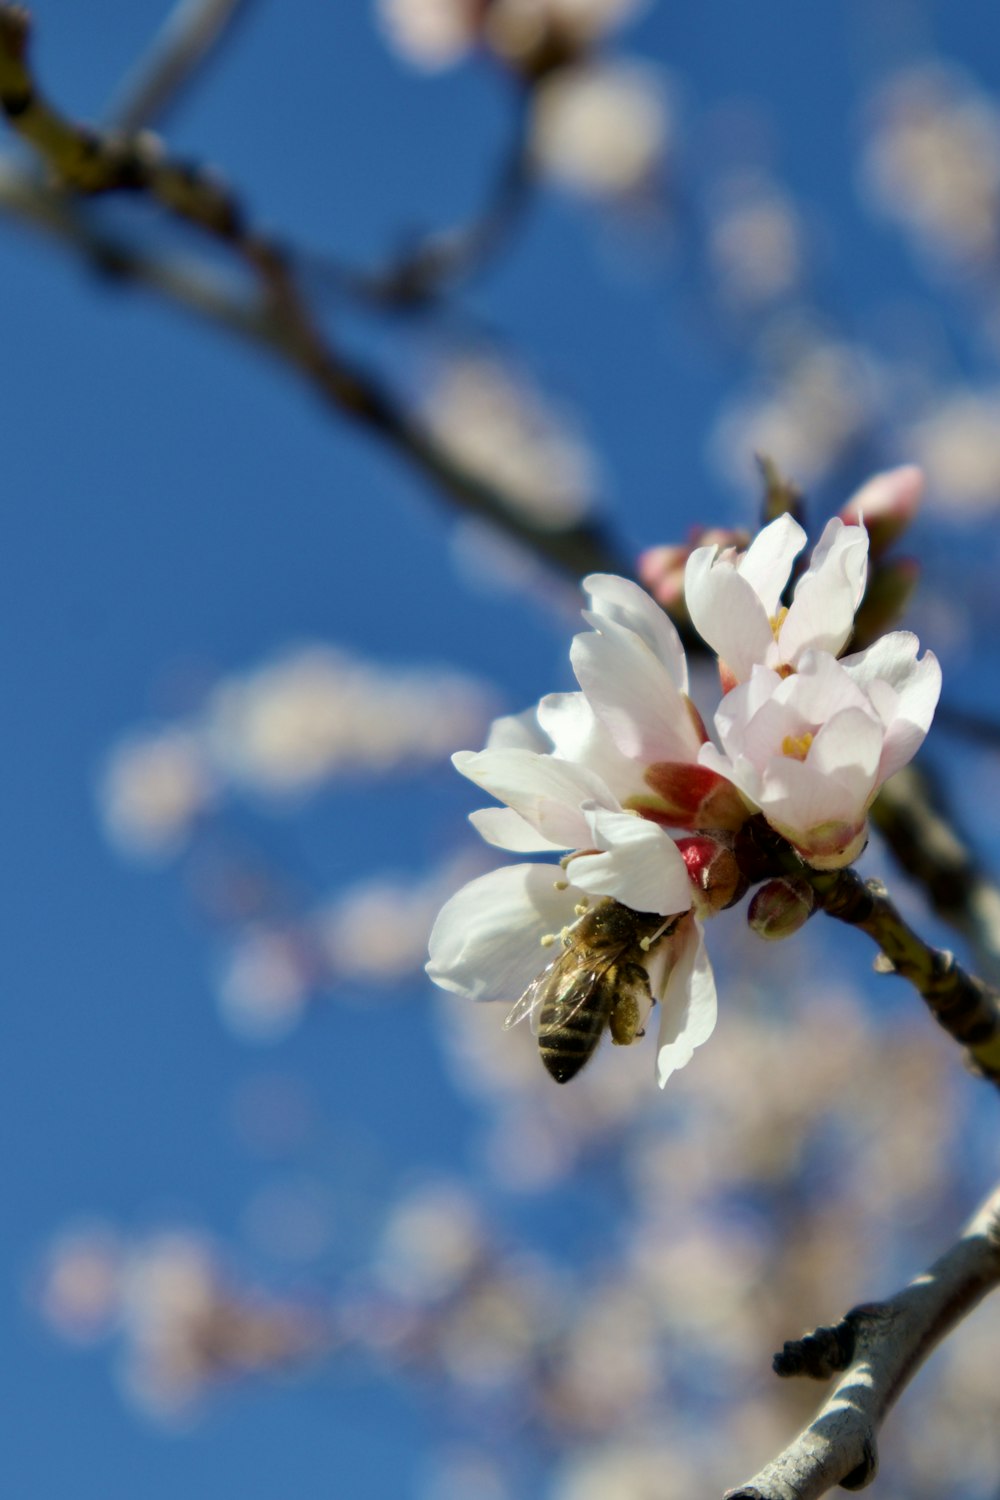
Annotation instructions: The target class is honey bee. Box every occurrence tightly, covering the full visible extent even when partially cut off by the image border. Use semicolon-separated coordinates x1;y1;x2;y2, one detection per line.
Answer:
504;898;679;1083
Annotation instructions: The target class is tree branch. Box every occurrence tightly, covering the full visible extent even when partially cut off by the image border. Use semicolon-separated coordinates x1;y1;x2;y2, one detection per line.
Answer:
727;1181;1000;1500
870;764;1000;987
105;0;256;134
4;2;1000;1001
0;4;626;580
735;817;1000;1087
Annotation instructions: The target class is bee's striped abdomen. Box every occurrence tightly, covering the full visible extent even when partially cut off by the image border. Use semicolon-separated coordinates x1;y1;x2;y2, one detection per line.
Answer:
537;971;616;1084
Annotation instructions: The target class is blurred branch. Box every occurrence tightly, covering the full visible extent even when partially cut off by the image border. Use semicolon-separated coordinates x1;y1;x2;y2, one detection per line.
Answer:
871;765;1000;987
0;4;625;580
726;1181;1000;1500
312;96;537;311
105;0;255;134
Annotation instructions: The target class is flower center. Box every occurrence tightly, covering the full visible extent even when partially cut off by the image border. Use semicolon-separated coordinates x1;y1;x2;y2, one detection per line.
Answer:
781;731;814;762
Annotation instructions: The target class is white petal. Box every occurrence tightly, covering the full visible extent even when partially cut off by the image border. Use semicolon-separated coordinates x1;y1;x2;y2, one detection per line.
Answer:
684;546;775;682
782;519;868;662
571;621;704;766
582;572;689;690
426;864;577;1003
655;918;717;1087
469;807;566;852
737;512;806;614
536;690;647;802
567;807;692;915
452;747;614;847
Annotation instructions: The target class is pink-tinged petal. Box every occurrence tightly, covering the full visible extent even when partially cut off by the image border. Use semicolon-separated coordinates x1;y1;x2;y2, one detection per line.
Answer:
469;807;566;853
452;748;614;847
536;691;647;803
640;761;750;831
485;708;550;752
571;622;704;766
684;546;775;682
808;707;883;798
582;572;689;690
773;651;871;725
426;863;578;1003
737;512;806;614
655;917;717;1087
839;635;942;781
567;807;693;915
872;661;941;782
714;666;784;743
781;519;868;662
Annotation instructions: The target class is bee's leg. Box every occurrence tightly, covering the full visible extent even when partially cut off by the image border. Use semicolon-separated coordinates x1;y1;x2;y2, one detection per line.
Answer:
609;963;653;1046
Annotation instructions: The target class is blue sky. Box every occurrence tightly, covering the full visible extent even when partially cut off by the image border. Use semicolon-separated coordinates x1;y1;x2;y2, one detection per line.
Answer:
7;2;1000;1496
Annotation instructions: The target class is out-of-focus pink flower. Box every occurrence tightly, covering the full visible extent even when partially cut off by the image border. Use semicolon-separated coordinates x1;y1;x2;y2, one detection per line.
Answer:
838;464;923;558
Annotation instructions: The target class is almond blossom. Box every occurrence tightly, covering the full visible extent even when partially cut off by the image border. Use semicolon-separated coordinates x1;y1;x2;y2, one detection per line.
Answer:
426;678;721;1085
699;637;941;868
684;511;869;687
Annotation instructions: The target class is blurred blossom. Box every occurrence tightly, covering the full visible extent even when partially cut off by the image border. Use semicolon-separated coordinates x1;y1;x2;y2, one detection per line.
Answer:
119;1232;326;1420
376;0;483;69
531;61;670;198
216;854;487;1040
424;356;598;528
99;729;215;859
34;1224;124;1343
543;1283;660;1431
207;647;494;795
377;0;643;73
315;853;487;985
861;64;1000;269
375;1182;487;1301
39;1228;327;1422
551;1435;699;1500
908;389;1000;514
711;337;880;491
216;925;316;1041
706;173;805;310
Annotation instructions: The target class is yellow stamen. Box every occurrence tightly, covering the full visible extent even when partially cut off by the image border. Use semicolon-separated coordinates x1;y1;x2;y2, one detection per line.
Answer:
553;879;569;891
781;731;813;761
769;605;788;640
540;932;557;948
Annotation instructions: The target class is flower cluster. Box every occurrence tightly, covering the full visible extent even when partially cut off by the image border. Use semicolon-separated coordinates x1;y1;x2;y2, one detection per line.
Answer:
428;469;940;1085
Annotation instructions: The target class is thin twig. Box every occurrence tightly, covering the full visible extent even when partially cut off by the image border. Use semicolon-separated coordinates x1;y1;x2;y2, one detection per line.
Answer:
106;0;256;134
727;1181;1000;1500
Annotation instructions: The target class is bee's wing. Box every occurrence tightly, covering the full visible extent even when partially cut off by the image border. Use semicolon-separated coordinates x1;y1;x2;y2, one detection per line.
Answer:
503;962;556;1034
504;944;624;1035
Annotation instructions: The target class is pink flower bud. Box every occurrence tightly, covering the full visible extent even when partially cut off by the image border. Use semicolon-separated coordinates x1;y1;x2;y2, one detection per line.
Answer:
747;877;816;940
637;544;689;608
675;835;746;912
838;465;923;559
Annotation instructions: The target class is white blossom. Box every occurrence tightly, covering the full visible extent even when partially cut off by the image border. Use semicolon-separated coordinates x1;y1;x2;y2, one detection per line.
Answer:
685;512;868;686
699;639;941;868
